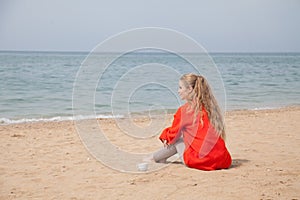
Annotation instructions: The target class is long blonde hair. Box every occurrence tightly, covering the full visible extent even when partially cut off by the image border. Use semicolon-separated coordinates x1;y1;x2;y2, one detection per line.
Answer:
180;73;226;139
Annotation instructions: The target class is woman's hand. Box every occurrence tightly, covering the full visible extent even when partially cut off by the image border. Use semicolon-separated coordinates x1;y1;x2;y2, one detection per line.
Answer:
163;140;169;147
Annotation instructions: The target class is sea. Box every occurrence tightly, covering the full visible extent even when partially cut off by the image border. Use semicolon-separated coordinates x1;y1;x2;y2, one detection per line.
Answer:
0;51;299;125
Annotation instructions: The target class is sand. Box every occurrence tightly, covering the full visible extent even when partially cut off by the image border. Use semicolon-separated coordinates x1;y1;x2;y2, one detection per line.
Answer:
1;106;300;199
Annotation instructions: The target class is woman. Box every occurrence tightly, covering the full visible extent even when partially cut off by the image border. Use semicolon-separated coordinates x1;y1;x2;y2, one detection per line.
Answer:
153;73;232;170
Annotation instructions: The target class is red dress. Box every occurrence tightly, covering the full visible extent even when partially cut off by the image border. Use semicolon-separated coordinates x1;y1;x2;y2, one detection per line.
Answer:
159;103;232;171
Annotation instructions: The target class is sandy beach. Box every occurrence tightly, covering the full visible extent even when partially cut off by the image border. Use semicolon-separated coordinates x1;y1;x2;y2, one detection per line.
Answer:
1;106;300;199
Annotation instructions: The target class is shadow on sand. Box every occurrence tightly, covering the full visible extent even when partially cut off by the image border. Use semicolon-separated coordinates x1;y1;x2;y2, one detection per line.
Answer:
230;159;250;168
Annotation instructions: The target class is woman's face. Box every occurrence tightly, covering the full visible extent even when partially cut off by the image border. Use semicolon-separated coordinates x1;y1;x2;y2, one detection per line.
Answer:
178;80;192;101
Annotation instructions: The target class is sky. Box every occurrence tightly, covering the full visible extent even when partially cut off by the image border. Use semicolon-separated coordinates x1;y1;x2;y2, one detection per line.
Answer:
0;0;299;52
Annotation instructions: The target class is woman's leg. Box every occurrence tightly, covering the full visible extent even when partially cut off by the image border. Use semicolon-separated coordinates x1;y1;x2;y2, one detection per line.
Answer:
153;145;177;163
174;138;185;164
153;138;185;163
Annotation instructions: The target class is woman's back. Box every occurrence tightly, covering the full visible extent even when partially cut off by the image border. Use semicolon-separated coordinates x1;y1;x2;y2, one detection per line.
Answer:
180;103;231;170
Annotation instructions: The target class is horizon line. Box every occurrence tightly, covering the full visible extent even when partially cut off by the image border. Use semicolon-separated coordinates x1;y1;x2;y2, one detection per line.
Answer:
1;49;300;54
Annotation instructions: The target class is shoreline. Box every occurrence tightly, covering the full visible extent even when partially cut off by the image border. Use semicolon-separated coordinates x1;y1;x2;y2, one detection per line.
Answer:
1;105;300;126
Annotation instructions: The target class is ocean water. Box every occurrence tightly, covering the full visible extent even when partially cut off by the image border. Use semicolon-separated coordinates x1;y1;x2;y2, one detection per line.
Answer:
0;51;299;124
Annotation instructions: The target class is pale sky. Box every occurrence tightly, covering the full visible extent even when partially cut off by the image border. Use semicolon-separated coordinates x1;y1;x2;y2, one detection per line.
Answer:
0;0;299;52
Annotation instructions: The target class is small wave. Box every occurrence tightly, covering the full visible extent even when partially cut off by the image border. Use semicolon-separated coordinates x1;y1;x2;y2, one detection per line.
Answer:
252;106;277;110
228;105;298;112
0;114;124;125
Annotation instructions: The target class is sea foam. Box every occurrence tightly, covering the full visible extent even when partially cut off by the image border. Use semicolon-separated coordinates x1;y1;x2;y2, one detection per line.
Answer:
0;114;124;125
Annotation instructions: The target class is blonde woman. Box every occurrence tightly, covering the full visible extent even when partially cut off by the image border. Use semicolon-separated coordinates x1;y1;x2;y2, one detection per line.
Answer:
153;73;232;170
